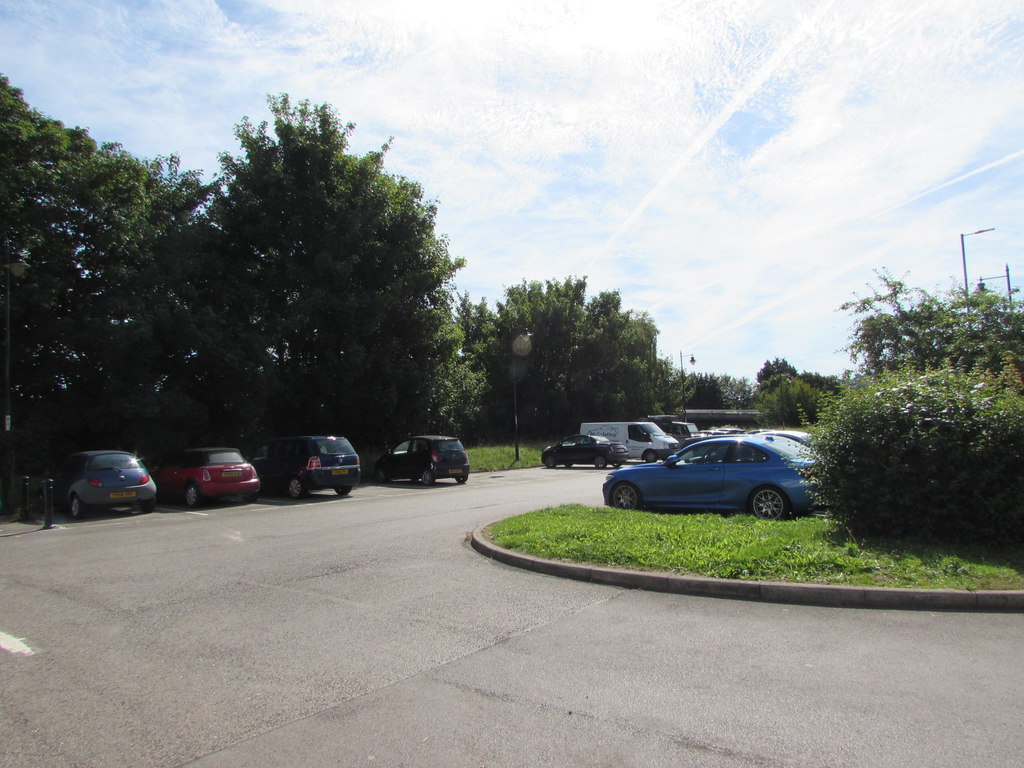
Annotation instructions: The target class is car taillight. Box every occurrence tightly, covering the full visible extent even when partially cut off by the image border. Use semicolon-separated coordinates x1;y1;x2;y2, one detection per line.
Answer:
202;469;211;482
306;456;322;470
88;477;103;488
139;474;150;484
431;449;441;463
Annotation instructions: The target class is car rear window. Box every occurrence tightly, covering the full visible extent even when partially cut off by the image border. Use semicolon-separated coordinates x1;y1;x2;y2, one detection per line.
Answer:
203;450;245;465
87;453;141;470
437;439;465;454
314;437;355;455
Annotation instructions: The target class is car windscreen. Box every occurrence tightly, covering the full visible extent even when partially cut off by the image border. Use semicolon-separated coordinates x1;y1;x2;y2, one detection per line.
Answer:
640;423;667;437
315;438;355;455
87;453;142;470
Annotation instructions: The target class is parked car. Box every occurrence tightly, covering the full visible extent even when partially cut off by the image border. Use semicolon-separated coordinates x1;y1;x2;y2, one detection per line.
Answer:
51;450;157;518
151;447;260;507
374;435;469;485
602;435;814;519
251;436;361;499
542;434;629;469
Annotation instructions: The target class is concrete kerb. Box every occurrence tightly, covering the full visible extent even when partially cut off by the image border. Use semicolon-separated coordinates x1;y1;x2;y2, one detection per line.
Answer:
471;526;1024;612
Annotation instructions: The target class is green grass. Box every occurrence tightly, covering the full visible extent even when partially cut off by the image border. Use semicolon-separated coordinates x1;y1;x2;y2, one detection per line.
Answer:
465;442;548;471
485;504;1024;590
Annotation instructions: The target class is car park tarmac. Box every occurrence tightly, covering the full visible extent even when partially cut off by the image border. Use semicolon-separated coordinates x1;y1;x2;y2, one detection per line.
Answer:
1;468;1022;768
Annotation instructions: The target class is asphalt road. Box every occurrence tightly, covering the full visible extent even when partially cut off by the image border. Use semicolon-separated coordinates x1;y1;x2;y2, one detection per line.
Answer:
1;467;1021;768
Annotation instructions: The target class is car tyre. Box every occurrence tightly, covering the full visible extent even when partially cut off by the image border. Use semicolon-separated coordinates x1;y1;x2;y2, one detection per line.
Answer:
375;466;390;483
609;482;644;510
334;486;351;496
543;454;557;469
420;467;436;486
138;498;156;514
286;476;307;499
184;482;203;508
641;450;658;463
69;493;88;519
593;455;608;469
749;486;791;520
456;475;468;484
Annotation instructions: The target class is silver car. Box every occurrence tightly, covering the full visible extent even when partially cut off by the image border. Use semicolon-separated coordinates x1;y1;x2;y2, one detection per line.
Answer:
52;450;157;518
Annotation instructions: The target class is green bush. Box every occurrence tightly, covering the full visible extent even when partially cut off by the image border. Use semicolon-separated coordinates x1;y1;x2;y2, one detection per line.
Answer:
810;367;1024;545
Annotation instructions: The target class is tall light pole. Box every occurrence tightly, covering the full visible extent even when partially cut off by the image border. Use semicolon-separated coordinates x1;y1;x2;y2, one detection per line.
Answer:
4;260;28;514
512;330;533;463
960;228;995;294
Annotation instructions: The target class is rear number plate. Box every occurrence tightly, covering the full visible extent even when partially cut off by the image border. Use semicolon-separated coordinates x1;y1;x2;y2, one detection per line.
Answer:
331;468;351;476
448;468;464;476
222;470;242;478
109;490;137;499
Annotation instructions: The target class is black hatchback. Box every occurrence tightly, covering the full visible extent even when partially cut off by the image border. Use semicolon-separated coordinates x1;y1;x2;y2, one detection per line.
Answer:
251;436;361;498
542;434;630;469
374;435;470;485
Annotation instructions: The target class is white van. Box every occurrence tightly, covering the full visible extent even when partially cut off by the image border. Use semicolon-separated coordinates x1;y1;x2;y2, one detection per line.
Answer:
579;421;680;462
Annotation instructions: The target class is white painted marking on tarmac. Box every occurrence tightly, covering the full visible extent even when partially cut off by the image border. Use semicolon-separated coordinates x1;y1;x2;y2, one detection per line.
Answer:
0;630;36;656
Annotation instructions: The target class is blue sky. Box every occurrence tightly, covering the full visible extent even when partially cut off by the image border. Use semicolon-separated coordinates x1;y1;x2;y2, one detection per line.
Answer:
2;0;1023;379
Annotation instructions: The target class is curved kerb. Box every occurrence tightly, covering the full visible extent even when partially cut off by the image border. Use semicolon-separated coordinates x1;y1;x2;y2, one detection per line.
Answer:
471;527;1024;613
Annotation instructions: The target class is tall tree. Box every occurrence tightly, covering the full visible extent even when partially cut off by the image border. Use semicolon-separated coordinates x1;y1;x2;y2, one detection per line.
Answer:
211;95;464;446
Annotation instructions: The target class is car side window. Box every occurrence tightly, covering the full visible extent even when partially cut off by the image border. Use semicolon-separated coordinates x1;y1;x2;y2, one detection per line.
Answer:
679;442;729;465
729;444;768;463
393;440;411;455
627;425;647;441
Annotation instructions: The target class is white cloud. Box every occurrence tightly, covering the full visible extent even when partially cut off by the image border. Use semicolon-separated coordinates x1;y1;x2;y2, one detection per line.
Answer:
2;0;1023;378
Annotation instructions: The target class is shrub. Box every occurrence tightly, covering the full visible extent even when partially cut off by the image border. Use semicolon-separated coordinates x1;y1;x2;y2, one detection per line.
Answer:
810;367;1024;545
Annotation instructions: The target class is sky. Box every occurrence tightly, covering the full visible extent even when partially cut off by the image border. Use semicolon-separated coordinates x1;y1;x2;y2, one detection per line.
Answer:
2;0;1023;380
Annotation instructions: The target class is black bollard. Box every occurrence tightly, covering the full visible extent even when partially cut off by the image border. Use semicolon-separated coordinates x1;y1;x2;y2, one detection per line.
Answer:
19;475;30;522
42;478;53;530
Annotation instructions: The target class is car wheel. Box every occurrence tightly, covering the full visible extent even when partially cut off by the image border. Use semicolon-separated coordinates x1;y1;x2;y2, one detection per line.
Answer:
456;475;468;484
287;477;307;499
334;486;351;496
69;493;88;519
594;455;608;469
184;482;203;508
641;450;658;463
245;493;259;503
420;467;436;486
749;486;791;520
375;466;390;483
138;498;156;514
610;482;644;510
543;454;557;469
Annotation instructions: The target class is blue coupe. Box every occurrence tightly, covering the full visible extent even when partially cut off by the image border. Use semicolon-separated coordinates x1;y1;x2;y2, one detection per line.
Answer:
601;435;815;519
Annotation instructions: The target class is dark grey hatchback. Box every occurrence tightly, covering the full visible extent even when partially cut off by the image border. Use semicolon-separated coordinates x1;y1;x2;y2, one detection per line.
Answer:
251;436;361;498
374;435;470;485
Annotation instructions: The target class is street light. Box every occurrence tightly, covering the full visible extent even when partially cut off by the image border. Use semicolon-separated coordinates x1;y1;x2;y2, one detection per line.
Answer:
4;259;28;517
977;264;1013;305
511;330;533;463
960;228;995;294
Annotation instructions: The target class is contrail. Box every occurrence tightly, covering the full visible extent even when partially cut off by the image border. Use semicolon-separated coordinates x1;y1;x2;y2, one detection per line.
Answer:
590;0;839;266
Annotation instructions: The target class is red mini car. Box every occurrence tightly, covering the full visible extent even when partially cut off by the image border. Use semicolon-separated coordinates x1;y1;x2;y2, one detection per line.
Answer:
152;447;260;507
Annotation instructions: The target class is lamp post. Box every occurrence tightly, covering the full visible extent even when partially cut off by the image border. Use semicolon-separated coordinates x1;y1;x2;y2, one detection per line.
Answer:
512;330;533;463
960;228;995;295
4;260;28;516
977;264;1013;305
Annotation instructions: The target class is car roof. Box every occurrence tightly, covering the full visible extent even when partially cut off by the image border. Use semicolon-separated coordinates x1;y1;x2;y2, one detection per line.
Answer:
66;449;135;457
409;435;460;440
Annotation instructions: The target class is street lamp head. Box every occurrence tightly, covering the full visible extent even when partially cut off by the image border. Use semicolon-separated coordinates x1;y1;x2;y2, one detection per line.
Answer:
4;261;28;278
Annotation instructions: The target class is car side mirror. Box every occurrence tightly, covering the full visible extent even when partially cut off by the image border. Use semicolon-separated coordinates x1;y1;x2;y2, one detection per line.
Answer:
664;456;680;467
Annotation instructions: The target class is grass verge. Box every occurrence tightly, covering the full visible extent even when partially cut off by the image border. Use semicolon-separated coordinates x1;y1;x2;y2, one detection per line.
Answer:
485;504;1024;590
466;442;547;471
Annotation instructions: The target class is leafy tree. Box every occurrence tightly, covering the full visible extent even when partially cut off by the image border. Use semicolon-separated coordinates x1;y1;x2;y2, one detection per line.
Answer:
843;270;1024;376
211;95;464;447
756;357;798;389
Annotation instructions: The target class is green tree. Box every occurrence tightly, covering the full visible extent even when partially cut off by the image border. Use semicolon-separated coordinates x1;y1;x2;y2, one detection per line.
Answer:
843;270;1024;375
211;95;464;446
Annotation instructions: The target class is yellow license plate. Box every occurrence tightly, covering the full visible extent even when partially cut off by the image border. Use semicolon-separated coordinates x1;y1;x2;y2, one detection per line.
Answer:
331;468;351;476
109;490;137;499
222;470;242;478
448;468;464;475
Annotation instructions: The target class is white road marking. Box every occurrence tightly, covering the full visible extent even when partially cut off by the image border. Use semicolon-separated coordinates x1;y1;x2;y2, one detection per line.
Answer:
0;630;36;656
